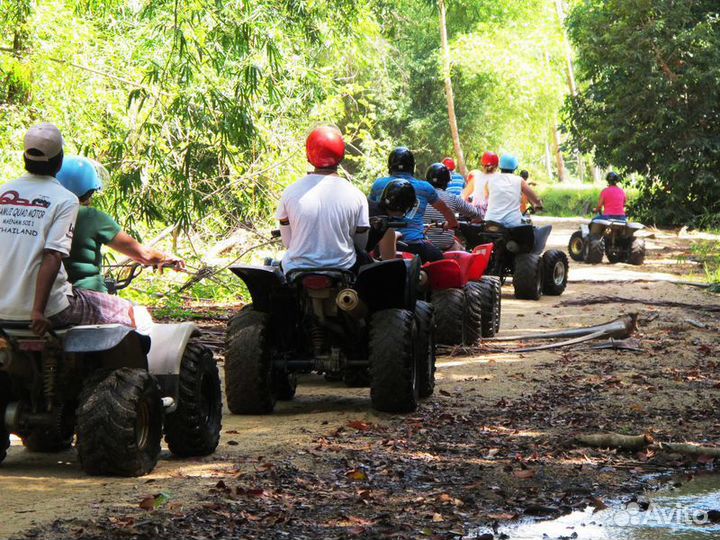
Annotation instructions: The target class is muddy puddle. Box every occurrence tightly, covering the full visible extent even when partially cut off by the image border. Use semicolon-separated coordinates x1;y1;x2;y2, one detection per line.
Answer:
469;474;720;540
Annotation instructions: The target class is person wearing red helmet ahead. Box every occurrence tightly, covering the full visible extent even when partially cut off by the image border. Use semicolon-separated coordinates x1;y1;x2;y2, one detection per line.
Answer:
442;157;466;197
276;126;370;274
462;151;499;214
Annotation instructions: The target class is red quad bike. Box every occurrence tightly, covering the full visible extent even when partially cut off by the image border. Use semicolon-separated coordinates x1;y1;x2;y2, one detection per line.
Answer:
225;249;435;415
400;244;500;346
457;219;569;301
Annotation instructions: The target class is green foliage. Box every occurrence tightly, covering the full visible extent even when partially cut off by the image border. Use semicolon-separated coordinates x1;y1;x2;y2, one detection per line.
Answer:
566;0;720;227
690;240;720;291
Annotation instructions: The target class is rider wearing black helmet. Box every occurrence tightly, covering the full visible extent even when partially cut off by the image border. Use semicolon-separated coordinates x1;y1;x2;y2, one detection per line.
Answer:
369;147;458;263
594;171;627;219
366;179;418;260
423;163;482;251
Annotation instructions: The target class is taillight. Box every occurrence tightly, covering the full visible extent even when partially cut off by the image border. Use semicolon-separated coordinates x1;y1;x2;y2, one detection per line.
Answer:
302;275;333;290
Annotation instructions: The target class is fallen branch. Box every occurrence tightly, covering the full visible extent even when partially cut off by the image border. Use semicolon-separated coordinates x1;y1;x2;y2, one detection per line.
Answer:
486;314;638;342
576;432;720;458
591;338;644;352
511;329;609;353
559;296;720;313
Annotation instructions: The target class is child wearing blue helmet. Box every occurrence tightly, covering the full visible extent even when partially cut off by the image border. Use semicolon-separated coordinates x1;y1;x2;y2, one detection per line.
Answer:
484;154;543;227
56;156;183;293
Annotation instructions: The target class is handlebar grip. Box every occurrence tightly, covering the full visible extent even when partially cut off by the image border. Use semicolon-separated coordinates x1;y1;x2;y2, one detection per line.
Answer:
271;229;281;238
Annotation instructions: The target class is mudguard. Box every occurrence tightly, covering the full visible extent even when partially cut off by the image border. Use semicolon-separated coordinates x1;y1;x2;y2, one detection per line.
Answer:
355;258;417;312
580;224;590;237
63;325;150;370
229;265;286;312
423;259;466;289
146;322;200;400
531;225;553;254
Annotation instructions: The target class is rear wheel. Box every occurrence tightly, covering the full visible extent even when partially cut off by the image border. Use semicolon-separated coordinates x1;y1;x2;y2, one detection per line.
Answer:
165;342;222;457
513;254;543;300
369;309;418;413
628;239;646;265
568;231;585;262
225;308;276;414
431;288;465;345
585;235;605;264
76;368;163;477
541;250;569;296
476;277;500;337
415;301;436;398
463;282;485;344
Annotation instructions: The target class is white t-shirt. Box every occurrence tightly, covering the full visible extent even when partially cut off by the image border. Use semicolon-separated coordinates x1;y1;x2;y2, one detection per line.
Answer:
276;173;369;274
471;172;498;210
0;174;79;320
484;173;523;227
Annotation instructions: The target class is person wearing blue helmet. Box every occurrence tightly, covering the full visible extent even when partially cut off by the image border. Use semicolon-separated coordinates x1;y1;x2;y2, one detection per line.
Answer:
483;154;543;227
57;156;184;293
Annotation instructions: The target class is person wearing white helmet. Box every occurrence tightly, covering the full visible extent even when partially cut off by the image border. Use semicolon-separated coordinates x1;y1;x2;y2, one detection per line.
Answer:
483;154;543;228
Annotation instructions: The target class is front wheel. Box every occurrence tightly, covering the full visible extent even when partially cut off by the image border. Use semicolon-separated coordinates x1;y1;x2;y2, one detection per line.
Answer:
513;253;543;300
542;250;569;296
568;231;586;262
369;309;419;413
628;239;646;265
76;368;163;477
463;282;484;344
164;342;222;457
225;308;276;414
476;276;501;337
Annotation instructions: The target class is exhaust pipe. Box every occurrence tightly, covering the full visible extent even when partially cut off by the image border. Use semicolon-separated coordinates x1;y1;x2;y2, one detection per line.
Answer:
336;289;367;319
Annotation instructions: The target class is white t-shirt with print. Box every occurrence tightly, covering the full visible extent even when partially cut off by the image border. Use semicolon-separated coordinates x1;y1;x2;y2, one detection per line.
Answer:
276;173;369;274
484;173;524;227
0;174;79;320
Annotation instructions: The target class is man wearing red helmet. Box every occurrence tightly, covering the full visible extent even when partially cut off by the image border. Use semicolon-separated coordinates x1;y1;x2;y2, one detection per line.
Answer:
442;157;466;197
276;126;370;274
462;151;499;214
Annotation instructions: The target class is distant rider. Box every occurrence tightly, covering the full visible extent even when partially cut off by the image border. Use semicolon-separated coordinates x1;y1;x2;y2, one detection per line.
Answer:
56;156;184;293
424;163;482;252
462;151;500;214
0;124;134;335
442;157;466;197
367;179;418;261
370;147;458;263
484;154;543;228
277;126;370;274
594;172;627;220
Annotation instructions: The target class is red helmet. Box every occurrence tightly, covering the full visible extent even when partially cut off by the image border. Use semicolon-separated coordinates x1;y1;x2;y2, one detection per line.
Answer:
481;151;499;168
306;126;345;168
442;157;456;171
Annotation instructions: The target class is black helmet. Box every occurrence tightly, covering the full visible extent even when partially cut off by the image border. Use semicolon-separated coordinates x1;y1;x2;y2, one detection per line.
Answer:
606;171;620;185
425;163;451;190
380;179;418;217
388;147;415;175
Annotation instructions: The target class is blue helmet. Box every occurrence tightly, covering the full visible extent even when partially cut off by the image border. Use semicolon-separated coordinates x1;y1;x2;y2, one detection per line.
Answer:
56;156;103;199
499;154;519;172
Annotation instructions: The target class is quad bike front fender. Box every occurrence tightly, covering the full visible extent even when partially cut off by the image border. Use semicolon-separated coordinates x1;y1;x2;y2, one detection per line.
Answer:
531;225;553;254
580;224;590;237
229;265;286;312
146;322;200;400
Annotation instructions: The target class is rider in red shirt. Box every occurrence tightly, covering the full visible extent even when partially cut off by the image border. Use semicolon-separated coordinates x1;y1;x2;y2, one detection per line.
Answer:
595;172;627;219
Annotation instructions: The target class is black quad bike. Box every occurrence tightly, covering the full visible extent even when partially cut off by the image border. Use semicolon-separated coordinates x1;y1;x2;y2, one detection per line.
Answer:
568;218;646;265
458;219;569;301
225;251;434;415
0;271;222;477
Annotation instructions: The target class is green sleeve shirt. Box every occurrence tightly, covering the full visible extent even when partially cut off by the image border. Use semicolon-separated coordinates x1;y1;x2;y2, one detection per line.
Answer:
64;207;122;293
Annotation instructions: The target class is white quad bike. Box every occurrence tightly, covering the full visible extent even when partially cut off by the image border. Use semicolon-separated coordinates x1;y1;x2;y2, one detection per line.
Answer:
569;218;646;265
0;264;222;477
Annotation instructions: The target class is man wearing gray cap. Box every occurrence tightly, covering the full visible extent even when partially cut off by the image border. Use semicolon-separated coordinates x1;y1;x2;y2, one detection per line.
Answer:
0;123;134;335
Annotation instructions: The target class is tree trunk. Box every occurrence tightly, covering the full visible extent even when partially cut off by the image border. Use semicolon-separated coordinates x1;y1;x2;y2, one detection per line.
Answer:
438;0;468;177
551;123;567;183
545;142;554;179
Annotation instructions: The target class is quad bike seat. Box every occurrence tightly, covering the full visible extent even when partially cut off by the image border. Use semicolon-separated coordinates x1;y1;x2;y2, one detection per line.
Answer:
422;258;466;289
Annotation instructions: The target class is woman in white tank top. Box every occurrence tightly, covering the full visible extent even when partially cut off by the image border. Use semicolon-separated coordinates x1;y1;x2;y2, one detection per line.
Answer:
484;154;543;227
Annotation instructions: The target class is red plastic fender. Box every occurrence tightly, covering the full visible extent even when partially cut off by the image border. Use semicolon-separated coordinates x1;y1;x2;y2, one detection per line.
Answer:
470;243;494;279
422;259;467;289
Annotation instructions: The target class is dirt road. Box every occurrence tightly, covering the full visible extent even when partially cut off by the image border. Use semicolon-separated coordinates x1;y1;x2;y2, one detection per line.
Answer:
2;219;718;539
